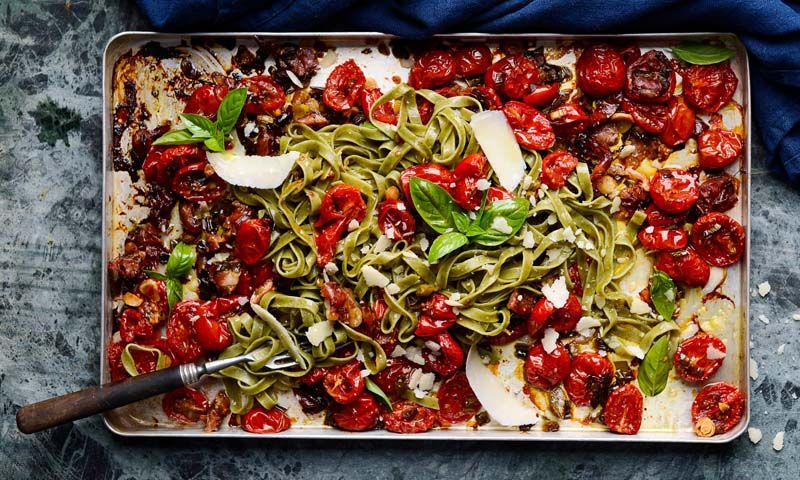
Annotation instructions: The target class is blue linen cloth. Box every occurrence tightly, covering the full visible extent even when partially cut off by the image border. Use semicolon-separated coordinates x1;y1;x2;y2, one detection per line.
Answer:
136;0;800;184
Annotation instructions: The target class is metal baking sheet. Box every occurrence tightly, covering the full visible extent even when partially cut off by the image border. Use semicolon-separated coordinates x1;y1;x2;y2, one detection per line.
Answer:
101;32;751;441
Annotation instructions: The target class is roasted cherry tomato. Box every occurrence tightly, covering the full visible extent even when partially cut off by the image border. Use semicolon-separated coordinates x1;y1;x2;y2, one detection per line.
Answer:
548;103;590;137
654;248;710;287
360;87;397;124
131;339;173;375
683;63;738;113
524;341;571;389
660;96;695;147
523;83;560;108
399;164;456;202
645;204;688;228
437;372;482;424
625;50;675;103
621;100;667;133
323;59;365;112
330;393;380;431
484;54;523;96
372;358;415;398
468;85;503;110
143;145;206;187
171;162;227;203
690;212;746;267
377;199;416;241
241;405;291;434
118;308;156;344
637;225;689;251
236;260;275;297
107;341;128;381
617;44;641;65
452;153;489;210
166;301;205;363
323;361;366;405
313;184;366;265
417;95;434;124
193;314;232;352
576;44;627;97
674;333;727;383
486;186;513;203
487;321;528;346
162;386;208;424
184;84;229;118
568;262;583;296
565;352;614;407
691;382;744;436
503;101;555;150
502;56;541;99
696;174;739;215
547;294;583;333
137;278;169;325
383;401;437;433
235;218;272;265
454;45;493;78
415;293;458;337
527;297;556;336
320;282;361;326
649;169;699;214
408;50;456;89
603;383;643;435
507;289;537;317
357;301;398;354
541;150;579;189
298;367;329;386
241;75;286;114
422;332;464;378
698;128;743;169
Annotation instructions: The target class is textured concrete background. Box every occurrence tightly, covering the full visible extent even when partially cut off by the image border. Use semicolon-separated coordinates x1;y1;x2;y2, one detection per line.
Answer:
0;1;798;478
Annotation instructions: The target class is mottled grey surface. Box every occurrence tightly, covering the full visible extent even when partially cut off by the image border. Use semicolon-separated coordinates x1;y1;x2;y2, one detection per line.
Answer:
0;1;798;478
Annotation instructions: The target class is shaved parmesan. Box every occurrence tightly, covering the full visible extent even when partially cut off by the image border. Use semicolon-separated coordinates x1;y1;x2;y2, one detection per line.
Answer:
306;321;334;346
750;358;759;380
757;281;771;297
470;110;526;191
630;297;652;315
522;230;536;249
207;150;299;189
491;216;513;234
373;234;392;253
773;431;785;451
465;345;540;426
542;328;559;353
362;265;390;288
576;316;601;335
385;283;401;295
542;276;569;309
702;267;725;294
748;427;762;444
706;344;726;360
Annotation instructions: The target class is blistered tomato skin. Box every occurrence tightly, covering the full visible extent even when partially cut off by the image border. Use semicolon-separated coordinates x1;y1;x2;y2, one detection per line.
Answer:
409;51;456;89
698;128;743;169
313;184;367;266
527;297;556;336
399;164;456;202
503;101;556;150
576;44;627;97
241;75;286;114
690;212;746;267
645;204;688;228
655;248;710;287
377;199;416;241
625;50;675;103
524;342;571;389
484;55;522;95
331;393;380;431
323;361;366;404
454;45;493;78
649;169;700;214
360;87;397;124
437;372;482;424
422;332;464;378
565;352;615;407
242;405;292;434
502;56;541;99
603;383;643;435
372;358;415;397
637;225;689;251
523;83;560;108
674;333;727;383
452;153;489;210
383;401;437;433
660;96;696;147
235;218;272;265
541;150;579;189
323;60;366;112
691;382;745;436
683;63;738;113
622;100;667;133
547;294;583;332
696;174;740;214
548;103;590;137
184;84;229;118
162;386;209;424
415;293;458;337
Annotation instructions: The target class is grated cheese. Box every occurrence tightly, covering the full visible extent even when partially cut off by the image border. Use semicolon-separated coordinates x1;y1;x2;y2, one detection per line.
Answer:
757;281;771;297
491;216;513;234
773;431;785;451
748;428;762;444
542;276;569;308
522;230;536;249
542;328;559;354
362;265;390;288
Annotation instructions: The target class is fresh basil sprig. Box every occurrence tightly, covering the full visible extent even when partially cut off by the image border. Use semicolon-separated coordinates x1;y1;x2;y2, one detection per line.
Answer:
145;242;197;309
650;270;676;320
153;87;247;152
410;177;529;263
365;377;393;411
637;334;672;397
671;42;735;65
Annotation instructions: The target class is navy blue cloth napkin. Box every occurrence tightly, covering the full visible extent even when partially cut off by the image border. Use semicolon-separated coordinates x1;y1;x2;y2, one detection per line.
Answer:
136;0;800;184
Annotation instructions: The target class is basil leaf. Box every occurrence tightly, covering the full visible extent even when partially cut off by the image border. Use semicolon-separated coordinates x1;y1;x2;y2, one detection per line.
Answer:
409;177;459;234
671;42;736;65
215;87;247;134
203;129;226;152
152;129;205;146
166;277;183;309
638;334;672;397
451;209;471;233
650;270;676;320
428;232;469;263
165;242;196;278
365;377;393;411
143;269;168;281
180;113;215;139
469;198;529;246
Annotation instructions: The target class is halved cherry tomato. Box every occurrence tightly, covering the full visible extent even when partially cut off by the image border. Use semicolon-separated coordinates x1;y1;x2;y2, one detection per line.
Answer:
415;293;458;337
503;101;555;150
323;59;365;112
323;361;365;404
649;169;699;214
527;297;556;336
320;281;361;326
241;75;286;114
383;401;437;433
468;85;503;110
137;278;169;326
654;248;710;287
360;87;397;124
377;199;416;241
674;333;726;383
604;383;643;435
576;44;627;97
487;320;528;346
313;184;366;265
417;95;434;124
162;386;208;424
298;367;329;385
454;45;493;78
184;84;229;118
645;204;688;228
617;44;641;65
691;382;744;435
143;145;206;187
118;308;156;344
547;294;583;333
660;96;695;147
234;218;272;265
507;289;537;317
565;352;614;407
524;341;571;389
241;405;291;434
503;56;541;99
372;358;415;398
698;128;743;169
422;332;464;377
399;164;456;202
683;63;738;113
166;300;205;363
523;83;560;108
690;212;746;267
568;262;583;296
696;174;739;214
128;339;173;376
486;187;513;202
541;150;579;189
548;103;590;137
107;341;128;381
193;314;232;352
621;100;667;133
637;225;689;251
357;300;398;353
625;50;675;103
484;54;523;96
236;260;275;297
408;50;456;89
437;372;482;424
330;393;380;431
452;153;489;210
171;162;227;203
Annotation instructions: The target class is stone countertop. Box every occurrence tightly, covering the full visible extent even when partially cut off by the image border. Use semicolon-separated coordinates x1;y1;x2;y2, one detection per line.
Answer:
0;2;798;479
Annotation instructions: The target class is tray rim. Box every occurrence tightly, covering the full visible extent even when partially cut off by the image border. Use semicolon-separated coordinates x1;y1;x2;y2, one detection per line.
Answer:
101;31;751;442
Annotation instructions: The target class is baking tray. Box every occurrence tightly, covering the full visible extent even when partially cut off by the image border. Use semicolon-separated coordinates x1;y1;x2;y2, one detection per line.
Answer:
101;32;751;441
